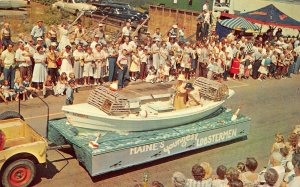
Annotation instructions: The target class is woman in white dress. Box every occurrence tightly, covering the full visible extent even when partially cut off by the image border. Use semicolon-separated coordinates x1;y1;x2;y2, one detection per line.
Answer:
159;43;169;66
60;45;73;76
58;22;71;52
73;44;85;82
32;46;47;90
129;50;140;81
93;44;108;85
151;39;160;70
83;47;94;85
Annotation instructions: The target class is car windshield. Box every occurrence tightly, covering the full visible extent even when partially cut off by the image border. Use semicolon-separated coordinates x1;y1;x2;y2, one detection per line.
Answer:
74;0;87;3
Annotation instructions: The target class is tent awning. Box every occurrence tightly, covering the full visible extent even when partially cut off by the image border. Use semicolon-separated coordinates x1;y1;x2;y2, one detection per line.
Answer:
219;17;260;31
221;4;300;30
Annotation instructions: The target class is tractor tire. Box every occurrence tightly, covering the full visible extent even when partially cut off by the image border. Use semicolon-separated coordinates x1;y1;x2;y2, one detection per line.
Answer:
1;159;36;187
0;111;24;121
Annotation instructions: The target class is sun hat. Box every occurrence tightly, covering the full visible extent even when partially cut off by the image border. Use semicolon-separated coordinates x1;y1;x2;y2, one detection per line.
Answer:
172;24;178;29
177;74;186;81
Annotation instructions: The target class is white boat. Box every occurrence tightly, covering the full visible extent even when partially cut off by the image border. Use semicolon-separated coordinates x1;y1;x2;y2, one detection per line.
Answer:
62;78;234;132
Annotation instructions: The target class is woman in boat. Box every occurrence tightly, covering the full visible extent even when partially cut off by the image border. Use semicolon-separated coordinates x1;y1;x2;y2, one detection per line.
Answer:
173;74;195;110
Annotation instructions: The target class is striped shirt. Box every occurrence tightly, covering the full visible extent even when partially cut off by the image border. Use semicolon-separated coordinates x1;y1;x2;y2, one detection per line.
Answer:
186;178;212;187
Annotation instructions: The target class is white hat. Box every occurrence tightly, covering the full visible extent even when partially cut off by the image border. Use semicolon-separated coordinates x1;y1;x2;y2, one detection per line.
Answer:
98;23;104;27
155;38;161;42
94;34;100;38
50;42;57;47
172;24;178;29
177;74;186;81
37;37;43;41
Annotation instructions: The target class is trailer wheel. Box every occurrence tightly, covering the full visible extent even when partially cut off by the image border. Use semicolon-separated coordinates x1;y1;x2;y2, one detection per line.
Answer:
2;159;36;187
0;111;24;121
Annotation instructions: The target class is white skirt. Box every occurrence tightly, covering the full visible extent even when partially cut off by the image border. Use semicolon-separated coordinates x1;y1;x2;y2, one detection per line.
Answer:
60;59;73;76
94;62;105;78
83;62;94;77
258;66;268;74
32;63;47;83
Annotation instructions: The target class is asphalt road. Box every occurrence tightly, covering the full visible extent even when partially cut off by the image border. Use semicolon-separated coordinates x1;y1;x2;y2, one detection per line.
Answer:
1;76;300;187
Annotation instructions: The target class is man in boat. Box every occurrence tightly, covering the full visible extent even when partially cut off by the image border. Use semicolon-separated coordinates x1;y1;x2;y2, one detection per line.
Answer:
173;74;197;110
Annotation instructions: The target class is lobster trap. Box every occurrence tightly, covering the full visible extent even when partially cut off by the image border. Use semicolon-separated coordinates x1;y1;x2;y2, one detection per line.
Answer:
194;77;229;101
88;86;130;115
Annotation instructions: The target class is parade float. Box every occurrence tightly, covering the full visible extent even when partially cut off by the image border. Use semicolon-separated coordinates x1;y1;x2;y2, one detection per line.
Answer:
47;77;251;176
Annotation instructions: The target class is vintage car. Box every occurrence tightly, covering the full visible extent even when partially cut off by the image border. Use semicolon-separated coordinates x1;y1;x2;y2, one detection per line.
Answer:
52;0;97;15
92;3;148;22
0;111;47;187
0;0;27;9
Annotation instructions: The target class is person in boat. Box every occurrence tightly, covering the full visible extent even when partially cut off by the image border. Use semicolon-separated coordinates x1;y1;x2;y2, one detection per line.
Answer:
173;74;195;110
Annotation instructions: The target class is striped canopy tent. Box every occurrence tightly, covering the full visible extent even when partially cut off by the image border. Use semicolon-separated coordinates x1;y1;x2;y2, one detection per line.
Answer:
219;17;260;31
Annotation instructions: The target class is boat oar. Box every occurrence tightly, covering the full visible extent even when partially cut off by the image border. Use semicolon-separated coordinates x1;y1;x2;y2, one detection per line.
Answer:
231;106;241;121
89;133;101;149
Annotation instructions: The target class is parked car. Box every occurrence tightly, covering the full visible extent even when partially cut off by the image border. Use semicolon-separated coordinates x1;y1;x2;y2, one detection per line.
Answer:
0;0;27;9
0;111;47;187
91;3;148;22
52;0;97;15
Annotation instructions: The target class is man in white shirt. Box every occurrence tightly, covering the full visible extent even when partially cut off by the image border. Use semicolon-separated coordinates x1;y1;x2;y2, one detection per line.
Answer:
122;22;132;38
15;42;30;80
203;1;209;11
270;152;285;187
90;35;100;51
1;44;16;88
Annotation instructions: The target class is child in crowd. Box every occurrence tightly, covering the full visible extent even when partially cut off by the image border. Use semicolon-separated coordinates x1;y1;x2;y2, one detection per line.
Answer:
156;64;165;83
236;162;246;174
138;46;148;81
207;58;216;80
130;50;140;81
2;80;15;101
0;85;8;104
212;165;228;187
66;79;75;105
69;72;78;93
271;133;285;153
146;66;157;84
164;62;171;82
55;72;68;96
14;77;26;101
43;75;55;98
22;76;35;99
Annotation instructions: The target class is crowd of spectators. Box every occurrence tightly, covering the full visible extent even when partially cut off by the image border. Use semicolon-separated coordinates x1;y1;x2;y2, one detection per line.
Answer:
134;125;300;187
0;2;300;105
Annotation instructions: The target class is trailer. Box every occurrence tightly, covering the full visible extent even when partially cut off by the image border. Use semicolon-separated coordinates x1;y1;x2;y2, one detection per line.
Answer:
47;107;250;176
0;93;251;184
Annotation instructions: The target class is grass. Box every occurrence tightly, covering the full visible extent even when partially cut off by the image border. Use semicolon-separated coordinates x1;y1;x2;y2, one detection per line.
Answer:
117;0;212;11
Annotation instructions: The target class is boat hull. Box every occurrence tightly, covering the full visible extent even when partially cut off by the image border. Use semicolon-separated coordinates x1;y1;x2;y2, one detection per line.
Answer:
64;101;225;132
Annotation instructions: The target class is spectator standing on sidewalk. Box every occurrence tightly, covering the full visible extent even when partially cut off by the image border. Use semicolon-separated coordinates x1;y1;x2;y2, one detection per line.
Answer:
1;44;15;88
1;23;13;50
31;20;45;44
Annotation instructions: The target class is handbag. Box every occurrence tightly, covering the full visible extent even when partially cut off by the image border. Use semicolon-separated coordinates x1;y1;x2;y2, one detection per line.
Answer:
56;58;62;66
